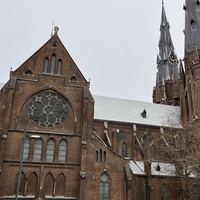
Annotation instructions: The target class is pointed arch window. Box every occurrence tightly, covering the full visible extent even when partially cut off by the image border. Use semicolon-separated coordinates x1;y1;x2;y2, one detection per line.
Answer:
188;79;195;117
118;130;126;141
44;173;54;196
33;139;42;161
43;57;49;73
161;183;169;200
15;172;26;196
122;142;127;157
149;133;154;144
56;173;65;196
50;54;56;74
95;151;99;162
99;173;110;200
103;151;106;162
95;150;106;162
57;59;62;75
23;138;30;160
27;172;38;195
99;149;103;162
192;185;200;200
46;139;55;161
151;145;156;160
58;140;67;162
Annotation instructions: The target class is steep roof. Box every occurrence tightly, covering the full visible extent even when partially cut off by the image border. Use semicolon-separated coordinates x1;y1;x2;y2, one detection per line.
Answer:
94;95;181;128
156;3;178;82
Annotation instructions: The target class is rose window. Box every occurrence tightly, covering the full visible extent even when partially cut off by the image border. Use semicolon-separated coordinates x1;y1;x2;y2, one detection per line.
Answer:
28;91;69;127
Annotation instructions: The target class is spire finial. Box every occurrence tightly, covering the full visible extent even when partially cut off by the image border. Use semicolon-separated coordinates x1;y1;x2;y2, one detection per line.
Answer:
50;21;54;38
162;0;164;5
54;26;59;35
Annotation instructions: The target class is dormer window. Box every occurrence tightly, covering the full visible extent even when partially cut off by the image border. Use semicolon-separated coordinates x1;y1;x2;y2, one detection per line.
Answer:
141;109;147;118
191;19;197;31
196;0;200;9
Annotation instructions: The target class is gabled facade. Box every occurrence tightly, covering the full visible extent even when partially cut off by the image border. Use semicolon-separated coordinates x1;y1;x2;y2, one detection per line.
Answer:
0;1;200;200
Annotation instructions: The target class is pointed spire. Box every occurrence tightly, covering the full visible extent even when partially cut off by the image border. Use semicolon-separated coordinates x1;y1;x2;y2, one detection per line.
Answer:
184;0;200;52
156;2;178;83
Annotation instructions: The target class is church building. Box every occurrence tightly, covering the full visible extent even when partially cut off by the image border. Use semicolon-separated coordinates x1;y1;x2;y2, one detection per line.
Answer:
0;1;199;199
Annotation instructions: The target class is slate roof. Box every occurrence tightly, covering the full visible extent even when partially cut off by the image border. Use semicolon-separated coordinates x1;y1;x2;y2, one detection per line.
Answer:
93;95;181;128
151;162;176;176
130;160;146;175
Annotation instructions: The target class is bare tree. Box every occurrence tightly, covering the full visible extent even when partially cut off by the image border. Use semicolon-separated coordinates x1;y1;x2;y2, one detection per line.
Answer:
160;120;200;200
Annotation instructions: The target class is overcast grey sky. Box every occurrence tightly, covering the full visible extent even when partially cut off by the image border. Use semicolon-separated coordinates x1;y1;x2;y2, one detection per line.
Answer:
0;0;184;102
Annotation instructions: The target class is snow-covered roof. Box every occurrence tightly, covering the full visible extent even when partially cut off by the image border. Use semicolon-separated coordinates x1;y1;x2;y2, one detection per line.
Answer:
130;160;146;175
94;95;181;128
151;162;176;176
130;160;176;177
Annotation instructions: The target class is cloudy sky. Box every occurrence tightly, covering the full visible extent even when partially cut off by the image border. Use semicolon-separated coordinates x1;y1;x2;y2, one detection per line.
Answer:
0;0;184;102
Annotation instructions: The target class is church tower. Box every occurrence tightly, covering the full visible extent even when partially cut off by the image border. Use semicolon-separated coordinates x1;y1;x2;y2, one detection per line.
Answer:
180;0;200;123
153;2;179;105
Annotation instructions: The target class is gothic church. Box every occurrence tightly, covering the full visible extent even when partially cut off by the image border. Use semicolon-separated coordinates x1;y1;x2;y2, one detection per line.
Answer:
0;1;199;199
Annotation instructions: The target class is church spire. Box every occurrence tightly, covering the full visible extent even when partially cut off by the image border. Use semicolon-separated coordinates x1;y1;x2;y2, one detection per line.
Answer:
153;2;180;105
184;0;200;53
156;3;178;83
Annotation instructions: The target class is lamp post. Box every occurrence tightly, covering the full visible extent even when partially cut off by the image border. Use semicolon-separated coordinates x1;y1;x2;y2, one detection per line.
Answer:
15;124;28;200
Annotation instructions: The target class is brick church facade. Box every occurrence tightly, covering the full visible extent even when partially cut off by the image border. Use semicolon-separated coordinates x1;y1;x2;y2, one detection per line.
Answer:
0;1;200;199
